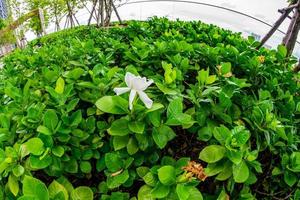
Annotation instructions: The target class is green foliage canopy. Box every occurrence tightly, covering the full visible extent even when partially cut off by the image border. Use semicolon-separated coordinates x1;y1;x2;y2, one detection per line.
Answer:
0;18;299;199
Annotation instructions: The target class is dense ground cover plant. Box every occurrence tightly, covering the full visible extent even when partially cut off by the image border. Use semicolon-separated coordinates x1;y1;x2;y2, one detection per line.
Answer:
0;17;300;199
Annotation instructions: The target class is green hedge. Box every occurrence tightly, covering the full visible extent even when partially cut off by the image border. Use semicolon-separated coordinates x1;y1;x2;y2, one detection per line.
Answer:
0;17;299;200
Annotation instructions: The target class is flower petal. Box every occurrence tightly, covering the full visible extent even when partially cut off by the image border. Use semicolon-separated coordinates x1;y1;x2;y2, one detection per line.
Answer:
125;72;136;88
132;77;154;91
144;79;154;90
138;91;153;109
129;89;137;110
113;87;130;95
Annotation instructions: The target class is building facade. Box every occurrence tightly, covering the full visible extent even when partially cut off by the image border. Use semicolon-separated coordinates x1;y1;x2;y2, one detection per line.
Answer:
0;0;7;19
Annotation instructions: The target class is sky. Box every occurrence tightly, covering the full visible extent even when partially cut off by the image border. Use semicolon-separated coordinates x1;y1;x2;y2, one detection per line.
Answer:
35;0;300;56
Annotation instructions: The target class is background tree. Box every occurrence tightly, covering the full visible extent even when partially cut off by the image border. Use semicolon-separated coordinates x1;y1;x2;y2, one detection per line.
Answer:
3;0;24;46
258;0;300;72
48;0;67;31
64;0;82;28
23;0;49;36
0;18;16;45
87;0;122;26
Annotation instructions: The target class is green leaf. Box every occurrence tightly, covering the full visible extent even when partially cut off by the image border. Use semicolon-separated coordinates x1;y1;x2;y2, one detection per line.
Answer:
197;69;209;85
22;175;49;200
217;189;229;200
277;44;287;58
128;121;145;134
197;126;212;142
188;187;203;200
290;152;300;172
166;98;194;127
284;171;297;187
204;163;224;176
37;126;52;135
17;196;36;200
165;113;194;127
152;125;176;149
29;155;52;169
156;83;178;95
127;137;139;155
105;153;122;172
12;165;25;177
55;77;65;94
64;68;85;80
70;110;82;127
145;103;164;113
64;158;78;173
138;185;155;200
167;98;183;118
151;183;170;198
216;161;233;181
158;165;176;186
232;161;249;183
8;174;19;196
95;96;128;114
52;146;65;157
220;62;232;76
43;109;58;131
80;161;92;173
199;145;225;163
213;125;231;145
136;167;150;178
23;138;45;156
113;136;129;151
206;75;217;84
48;180;69;200
108;119;130;136
143;172;157;187
176;184;190;200
71;186;93;200
57;177;74;195
162;61;176;84
227;150;243;164
231;126;250;146
107;170;129;189
66;98;80;112
147;110;161;127
294;189;300;200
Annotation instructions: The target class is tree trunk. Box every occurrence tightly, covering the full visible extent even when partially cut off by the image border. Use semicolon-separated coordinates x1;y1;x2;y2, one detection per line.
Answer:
294;61;300;72
257;7;293;49
282;0;300;46
286;13;300;55
112;1;122;24
88;0;98;25
101;0;104;27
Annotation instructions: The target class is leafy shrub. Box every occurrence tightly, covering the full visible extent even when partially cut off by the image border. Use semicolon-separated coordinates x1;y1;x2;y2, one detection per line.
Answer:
0;17;299;200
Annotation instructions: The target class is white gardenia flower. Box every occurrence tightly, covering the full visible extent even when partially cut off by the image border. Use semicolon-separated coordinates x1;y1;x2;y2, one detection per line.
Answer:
114;72;154;110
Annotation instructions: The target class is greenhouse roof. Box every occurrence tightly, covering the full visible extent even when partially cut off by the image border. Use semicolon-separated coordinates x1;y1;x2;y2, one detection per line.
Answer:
26;0;300;56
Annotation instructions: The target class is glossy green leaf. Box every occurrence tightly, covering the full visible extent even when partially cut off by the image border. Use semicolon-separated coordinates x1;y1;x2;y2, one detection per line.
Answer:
232;161;249;183
48;180;69;200
95;96;128;114
23;138;45;156
8;174;19;196
158;165;176;186
108;119;130;136
199;145;225;163
138;185;155;200
71;186;93;200
152;125;176;149
128;121;145;134
55;77;65;94
22;175;49;200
